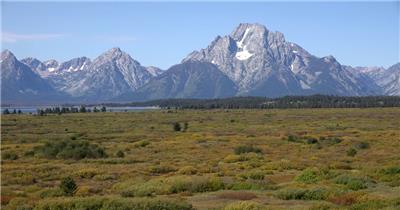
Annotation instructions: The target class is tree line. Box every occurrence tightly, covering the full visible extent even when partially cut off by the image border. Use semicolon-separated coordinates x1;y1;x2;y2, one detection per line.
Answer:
36;106;107;115
122;95;400;109
2;106;107;115
2;109;22;115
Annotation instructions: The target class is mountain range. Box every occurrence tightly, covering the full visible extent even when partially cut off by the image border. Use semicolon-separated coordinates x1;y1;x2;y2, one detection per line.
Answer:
1;23;399;104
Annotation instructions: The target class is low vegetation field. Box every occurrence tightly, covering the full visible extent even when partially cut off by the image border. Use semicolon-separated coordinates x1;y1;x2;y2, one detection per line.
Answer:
1;108;400;209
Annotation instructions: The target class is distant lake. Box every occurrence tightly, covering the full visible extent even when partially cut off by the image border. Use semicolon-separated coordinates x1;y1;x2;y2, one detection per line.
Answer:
1;106;160;114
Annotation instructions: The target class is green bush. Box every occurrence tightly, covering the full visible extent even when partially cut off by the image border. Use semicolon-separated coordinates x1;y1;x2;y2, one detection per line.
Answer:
334;175;367;190
295;168;320;184
376;166;400;184
331;137;342;144
247;172;265;181
93;174;117;181
134;140;150;148
306;138;318;144
347;148;357;157
24;150;35;157
2;151;18;160
234;145;262;155
380;166;400;175
60;177;77;196
319;136;342;145
116;150;125;158
178;166;198;175
75;169;99;179
34;139;107;160
276;188;329;200
149;165;176;174
229;180;276;191
39;188;65;198
121;176;224;197
355;141;370;149
350;198;400;210
287;135;324;144
223;201;263;210
33;197;193;210
121;179;167;197
287;135;298;142
182;122;189;132
4;197;34;210
169;176;224;193
13;174;37;185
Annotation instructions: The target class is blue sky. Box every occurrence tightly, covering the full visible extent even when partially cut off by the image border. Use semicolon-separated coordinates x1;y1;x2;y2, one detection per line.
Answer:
1;1;398;69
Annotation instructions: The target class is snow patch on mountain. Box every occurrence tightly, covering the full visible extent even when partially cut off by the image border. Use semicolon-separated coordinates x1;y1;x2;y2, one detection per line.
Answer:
300;80;311;89
236;50;253;60
236;28;250;49
235;28;253;60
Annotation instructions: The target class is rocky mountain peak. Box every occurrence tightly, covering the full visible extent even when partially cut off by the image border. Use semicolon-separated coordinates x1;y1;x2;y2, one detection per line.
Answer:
94;47;138;66
44;59;59;68
1;49;17;62
102;47;124;58
20;57;46;74
230;23;269;41
21;57;42;65
109;47;122;54
323;55;337;62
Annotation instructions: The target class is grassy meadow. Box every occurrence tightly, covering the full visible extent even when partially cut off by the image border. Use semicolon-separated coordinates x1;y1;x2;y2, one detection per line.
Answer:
1;108;400;209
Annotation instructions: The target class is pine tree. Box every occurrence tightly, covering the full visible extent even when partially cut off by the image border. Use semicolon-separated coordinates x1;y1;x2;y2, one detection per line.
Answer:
183;122;189;132
3;109;10;115
79;106;87;113
60;176;77;196
173;122;181;132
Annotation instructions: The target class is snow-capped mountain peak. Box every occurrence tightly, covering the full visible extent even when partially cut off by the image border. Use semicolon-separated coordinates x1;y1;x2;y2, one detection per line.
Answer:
183;23;381;96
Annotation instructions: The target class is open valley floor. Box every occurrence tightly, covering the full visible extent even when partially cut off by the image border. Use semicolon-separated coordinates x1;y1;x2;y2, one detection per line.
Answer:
1;108;400;209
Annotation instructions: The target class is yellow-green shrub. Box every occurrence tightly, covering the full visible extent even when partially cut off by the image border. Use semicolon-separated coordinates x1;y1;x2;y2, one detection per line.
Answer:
223;201;264;210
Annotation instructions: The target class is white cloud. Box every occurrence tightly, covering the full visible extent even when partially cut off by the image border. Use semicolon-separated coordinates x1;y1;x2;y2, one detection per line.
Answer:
1;32;65;43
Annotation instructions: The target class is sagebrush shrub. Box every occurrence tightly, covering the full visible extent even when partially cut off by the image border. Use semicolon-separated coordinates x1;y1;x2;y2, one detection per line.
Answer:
116;150;125;158
134;140;150;148
34;197;193;210
222;201;263;210
149;165;176;174
2;151;18;160
234;145;262;155
334;175;367;190
34;139;107;160
347;148;357;157
295;168;320;184
276;188;329;200
356;141;370;149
